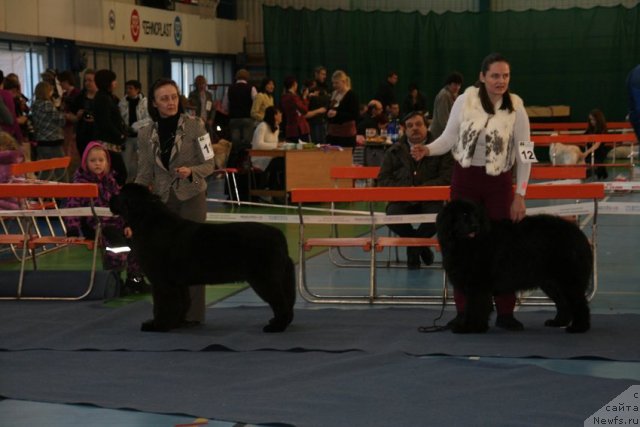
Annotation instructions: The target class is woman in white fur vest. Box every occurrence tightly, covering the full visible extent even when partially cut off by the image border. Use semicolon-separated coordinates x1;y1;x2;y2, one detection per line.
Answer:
422;53;532;331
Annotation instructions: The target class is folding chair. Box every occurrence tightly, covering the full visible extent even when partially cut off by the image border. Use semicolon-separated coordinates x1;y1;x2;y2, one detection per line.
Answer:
212;139;240;205
0;183;102;300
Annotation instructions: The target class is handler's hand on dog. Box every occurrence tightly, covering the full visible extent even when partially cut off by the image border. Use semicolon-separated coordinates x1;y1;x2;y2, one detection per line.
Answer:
175;167;192;179
510;194;526;222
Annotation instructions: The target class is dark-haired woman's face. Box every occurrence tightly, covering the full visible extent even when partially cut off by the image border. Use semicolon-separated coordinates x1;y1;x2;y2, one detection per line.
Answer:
480;61;510;101
266;80;275;93
275;110;282;125
153;84;180;118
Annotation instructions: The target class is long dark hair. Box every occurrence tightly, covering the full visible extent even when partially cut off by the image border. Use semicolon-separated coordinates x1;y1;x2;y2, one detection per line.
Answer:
477;53;514;115
147;78;183;121
586;109;608;134
94;69;116;93
263;106;280;133
259;77;275;96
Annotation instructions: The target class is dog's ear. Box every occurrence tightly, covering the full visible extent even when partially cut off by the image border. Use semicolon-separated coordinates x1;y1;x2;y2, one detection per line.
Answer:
109;194;122;215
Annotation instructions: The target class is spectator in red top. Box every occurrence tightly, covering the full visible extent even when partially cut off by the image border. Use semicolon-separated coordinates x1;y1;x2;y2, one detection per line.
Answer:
280;75;326;143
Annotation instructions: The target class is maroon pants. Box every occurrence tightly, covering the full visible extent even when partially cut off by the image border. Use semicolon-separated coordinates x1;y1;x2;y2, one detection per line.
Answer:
450;163;516;315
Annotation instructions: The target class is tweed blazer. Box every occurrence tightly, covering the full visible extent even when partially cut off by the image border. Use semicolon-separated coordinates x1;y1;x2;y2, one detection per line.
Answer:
136;114;215;202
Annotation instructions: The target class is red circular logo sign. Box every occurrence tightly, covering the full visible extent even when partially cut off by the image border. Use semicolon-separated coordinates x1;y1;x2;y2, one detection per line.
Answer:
130;9;140;42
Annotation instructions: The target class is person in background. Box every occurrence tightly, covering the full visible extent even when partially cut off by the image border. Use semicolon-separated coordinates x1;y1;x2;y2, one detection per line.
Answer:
326;70;359;148
40;69;63;109
118;79;151;182
93;69;128;186
70;69;98;159
305;79;330;143
423;53;531;331
402;83;427;119
281;75;322;143
0;131;23;210
386;101;401;143
429;72;463;141
31;81;66;181
251;105;284;190
0;70;22;143
250;77;275;123
374;71;398;110
64;142;146;294
313;65;329;95
187;75;215;135
377;111;453;269
223;69;256;168
136;78;215;328
626;64;640;142
584;108;610;180
357;99;384;137
58;70;82;175
3;74;33;165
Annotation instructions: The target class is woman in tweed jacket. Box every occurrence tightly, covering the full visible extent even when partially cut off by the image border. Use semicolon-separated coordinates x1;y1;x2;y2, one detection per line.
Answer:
136;78;215;326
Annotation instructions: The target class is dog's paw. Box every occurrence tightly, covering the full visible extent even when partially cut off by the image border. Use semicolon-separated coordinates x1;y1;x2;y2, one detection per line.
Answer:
544;318;569;327
566;322;590;333
262;317;289;333
140;319;170;332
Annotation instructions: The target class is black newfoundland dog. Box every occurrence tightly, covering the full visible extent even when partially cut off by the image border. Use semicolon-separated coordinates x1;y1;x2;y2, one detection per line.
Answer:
436;199;592;334
110;184;296;333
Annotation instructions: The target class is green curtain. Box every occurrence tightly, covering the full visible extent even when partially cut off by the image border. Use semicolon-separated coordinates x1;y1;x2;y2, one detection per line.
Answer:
263;4;640;121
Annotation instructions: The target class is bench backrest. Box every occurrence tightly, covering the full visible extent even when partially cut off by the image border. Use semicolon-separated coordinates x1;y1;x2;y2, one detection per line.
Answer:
530;122;632;132
290;183;605;204
530;166;586;180
0;183;99;199
9;157;71;175
531;133;637;146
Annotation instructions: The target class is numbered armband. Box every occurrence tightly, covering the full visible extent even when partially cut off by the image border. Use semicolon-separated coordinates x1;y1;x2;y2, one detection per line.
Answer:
517;141;538;164
198;133;214;161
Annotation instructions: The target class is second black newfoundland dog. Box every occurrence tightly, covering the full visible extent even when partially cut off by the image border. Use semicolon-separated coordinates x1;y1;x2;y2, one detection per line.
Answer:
110;184;296;333
436;199;592;334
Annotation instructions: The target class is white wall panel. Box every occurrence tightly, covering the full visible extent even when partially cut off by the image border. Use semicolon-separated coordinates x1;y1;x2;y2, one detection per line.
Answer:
75;0;107;44
5;0;38;36
38;0;76;39
1;0;245;55
0;0;6;32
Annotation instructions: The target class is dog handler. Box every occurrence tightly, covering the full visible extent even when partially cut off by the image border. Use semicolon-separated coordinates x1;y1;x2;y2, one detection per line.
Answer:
135;78;216;327
421;53;533;331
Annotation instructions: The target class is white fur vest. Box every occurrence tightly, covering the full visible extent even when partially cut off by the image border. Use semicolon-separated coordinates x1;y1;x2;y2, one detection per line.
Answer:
452;86;523;176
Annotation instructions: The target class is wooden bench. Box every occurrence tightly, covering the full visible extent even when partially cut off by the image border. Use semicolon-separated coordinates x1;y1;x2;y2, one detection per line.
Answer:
531;133;638;174
291;186;450;304
530;121;633;133
0;183;102;300
529;165;586;180
290;183;605;305
332;164;590;183
5;157;73;248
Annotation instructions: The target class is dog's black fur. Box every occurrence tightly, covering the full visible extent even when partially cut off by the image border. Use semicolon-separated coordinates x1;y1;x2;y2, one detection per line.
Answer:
110;183;296;333
436;199;592;334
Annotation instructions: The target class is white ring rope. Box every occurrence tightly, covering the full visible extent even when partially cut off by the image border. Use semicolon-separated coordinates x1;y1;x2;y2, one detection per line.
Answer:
2;201;640;224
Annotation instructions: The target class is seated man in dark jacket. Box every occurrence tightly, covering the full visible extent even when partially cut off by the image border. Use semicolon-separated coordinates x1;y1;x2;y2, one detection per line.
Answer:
377;111;453;269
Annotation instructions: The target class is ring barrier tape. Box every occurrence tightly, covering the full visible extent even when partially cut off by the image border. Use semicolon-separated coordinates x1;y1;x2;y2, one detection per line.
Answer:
3;202;640;224
1;181;639;222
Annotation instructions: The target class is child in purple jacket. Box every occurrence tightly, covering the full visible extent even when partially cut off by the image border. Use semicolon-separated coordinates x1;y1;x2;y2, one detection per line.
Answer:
64;141;146;294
